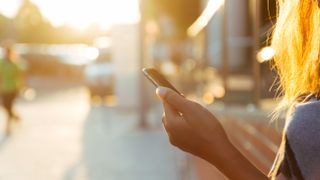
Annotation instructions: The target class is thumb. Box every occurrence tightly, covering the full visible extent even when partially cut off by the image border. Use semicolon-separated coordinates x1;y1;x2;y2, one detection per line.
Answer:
156;86;193;114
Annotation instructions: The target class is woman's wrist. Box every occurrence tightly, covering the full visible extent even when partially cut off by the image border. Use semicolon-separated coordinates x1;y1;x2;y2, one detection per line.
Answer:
204;137;235;165
202;138;267;180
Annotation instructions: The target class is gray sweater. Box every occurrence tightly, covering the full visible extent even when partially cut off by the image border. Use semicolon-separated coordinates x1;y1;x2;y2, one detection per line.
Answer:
284;99;320;179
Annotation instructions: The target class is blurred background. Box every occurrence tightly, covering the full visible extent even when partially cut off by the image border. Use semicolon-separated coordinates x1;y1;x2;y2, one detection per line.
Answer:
0;0;283;179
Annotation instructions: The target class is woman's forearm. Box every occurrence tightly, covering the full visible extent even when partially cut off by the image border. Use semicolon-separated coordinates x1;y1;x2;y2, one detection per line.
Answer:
203;140;268;180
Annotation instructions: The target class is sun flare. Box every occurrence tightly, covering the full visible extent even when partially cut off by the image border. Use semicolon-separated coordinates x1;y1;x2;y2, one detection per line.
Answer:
5;0;140;30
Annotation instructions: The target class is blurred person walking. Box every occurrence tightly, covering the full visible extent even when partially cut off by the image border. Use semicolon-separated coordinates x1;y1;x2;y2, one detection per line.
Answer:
0;43;24;135
156;0;320;180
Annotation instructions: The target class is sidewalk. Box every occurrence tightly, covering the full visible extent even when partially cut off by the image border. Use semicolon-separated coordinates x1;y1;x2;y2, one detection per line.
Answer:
77;106;194;180
0;83;194;180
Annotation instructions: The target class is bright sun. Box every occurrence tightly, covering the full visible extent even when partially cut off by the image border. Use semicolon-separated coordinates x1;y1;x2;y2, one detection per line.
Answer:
30;0;140;30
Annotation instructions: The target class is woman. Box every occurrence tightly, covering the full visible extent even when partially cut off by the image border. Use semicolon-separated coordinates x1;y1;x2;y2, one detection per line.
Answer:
156;0;320;179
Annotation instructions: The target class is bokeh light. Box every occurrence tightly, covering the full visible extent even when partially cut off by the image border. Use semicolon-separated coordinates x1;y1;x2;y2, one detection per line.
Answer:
257;46;275;63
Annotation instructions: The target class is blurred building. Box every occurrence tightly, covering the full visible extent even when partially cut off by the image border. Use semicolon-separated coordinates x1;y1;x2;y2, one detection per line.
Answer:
141;0;277;105
190;0;277;104
207;0;251;71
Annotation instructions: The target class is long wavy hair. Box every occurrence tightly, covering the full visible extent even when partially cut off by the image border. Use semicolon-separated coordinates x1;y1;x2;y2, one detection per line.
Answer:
269;0;320;178
272;0;320;107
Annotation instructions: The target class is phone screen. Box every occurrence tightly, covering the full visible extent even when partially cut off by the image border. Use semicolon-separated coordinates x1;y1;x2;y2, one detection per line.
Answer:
142;68;182;95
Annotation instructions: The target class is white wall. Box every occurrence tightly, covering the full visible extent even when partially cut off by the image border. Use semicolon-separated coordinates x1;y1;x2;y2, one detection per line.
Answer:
111;24;140;108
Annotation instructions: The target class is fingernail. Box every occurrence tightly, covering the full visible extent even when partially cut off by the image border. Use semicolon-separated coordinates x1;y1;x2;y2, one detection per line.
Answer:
156;86;168;98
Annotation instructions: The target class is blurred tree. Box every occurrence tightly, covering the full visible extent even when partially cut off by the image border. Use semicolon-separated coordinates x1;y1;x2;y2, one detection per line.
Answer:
13;0;101;44
147;0;201;39
14;0;54;43
0;14;14;40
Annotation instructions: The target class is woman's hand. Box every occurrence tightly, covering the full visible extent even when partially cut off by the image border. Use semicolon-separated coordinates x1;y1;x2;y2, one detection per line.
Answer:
156;87;269;180
156;87;230;161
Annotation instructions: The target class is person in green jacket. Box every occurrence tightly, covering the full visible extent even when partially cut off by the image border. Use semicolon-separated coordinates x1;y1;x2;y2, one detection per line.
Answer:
0;46;24;135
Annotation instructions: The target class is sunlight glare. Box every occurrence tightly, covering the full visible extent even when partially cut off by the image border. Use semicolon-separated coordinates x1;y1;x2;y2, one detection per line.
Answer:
257;46;275;63
188;0;224;37
85;47;99;60
0;0;22;17
30;0;140;30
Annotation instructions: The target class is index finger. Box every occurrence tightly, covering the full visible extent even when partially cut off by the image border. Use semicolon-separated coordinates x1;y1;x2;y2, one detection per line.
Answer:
156;87;194;114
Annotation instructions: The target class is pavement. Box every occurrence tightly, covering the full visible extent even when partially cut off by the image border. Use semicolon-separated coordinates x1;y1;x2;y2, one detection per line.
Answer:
0;77;195;180
0;77;284;180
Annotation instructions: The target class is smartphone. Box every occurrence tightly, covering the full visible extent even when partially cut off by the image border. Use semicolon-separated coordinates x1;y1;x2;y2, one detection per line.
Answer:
142;68;182;95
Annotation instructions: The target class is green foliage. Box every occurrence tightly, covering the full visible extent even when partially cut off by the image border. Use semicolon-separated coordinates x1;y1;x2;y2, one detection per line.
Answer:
14;0;52;43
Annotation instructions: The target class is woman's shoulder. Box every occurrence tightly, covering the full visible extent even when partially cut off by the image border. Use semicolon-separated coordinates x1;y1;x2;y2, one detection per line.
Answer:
287;98;320;134
295;98;320;112
286;99;320;149
285;99;320;179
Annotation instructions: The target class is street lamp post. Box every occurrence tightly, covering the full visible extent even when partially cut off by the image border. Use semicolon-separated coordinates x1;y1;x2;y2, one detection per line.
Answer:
138;0;148;128
221;0;229;97
252;0;261;107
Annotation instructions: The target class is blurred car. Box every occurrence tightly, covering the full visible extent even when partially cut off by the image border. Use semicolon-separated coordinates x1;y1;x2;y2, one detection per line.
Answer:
84;49;114;97
16;44;98;80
